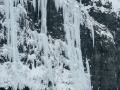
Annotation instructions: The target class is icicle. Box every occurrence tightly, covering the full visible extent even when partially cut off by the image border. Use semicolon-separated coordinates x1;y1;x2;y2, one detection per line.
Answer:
86;58;92;90
38;0;41;17
54;0;59;11
91;25;94;47
84;9;95;47
40;0;47;34
54;0;64;11
4;0;10;46
9;0;18;89
32;0;36;11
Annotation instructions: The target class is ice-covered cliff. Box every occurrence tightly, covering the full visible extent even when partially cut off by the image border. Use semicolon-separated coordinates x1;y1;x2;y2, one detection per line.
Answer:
0;0;94;90
1;0;120;90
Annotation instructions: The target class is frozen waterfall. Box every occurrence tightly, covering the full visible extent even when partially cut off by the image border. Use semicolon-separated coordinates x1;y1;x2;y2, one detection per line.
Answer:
0;0;93;90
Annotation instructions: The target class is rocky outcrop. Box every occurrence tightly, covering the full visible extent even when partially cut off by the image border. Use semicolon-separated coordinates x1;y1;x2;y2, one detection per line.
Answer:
80;0;120;90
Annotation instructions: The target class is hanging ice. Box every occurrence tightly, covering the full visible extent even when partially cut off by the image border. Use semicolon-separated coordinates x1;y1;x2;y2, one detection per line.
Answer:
0;0;95;90
54;0;93;89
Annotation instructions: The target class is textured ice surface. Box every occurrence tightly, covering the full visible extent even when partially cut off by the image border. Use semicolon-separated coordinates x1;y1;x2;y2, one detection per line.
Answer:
0;0;94;90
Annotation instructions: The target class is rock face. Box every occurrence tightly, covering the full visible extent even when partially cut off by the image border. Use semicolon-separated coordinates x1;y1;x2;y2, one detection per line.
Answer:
0;0;120;90
80;0;120;90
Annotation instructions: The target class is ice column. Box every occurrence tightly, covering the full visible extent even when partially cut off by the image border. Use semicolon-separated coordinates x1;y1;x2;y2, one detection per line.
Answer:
54;0;92;89
32;0;54;89
86;59;92;90
4;0;18;89
34;0;47;34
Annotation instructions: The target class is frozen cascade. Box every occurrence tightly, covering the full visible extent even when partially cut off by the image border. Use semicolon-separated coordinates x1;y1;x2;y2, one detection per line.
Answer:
0;0;94;90
29;0;54;89
9;0;18;89
4;0;19;89
54;0;92;90
32;0;36;11
1;0;54;90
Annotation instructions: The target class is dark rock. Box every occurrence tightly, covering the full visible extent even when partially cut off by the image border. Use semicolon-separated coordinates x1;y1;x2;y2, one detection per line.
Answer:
47;0;65;40
80;1;120;89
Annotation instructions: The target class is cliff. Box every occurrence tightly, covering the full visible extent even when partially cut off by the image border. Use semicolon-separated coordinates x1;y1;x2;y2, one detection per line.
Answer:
0;0;120;90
